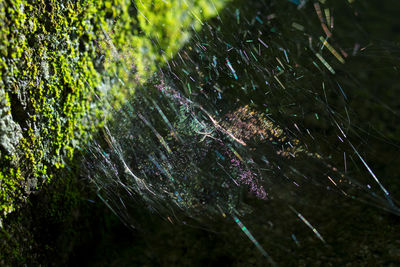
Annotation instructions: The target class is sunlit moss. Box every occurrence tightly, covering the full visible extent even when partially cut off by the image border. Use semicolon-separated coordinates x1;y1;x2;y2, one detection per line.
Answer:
0;0;230;220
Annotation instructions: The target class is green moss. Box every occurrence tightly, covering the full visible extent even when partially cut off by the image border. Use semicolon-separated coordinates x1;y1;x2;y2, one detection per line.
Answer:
0;159;100;266
0;158;24;216
0;0;230;222
0;0;230;260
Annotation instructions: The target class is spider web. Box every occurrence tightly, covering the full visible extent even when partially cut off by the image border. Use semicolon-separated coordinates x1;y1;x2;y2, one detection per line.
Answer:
84;0;400;264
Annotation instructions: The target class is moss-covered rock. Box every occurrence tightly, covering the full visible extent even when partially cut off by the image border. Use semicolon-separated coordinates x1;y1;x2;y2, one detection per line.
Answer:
0;0;230;265
0;0;229;222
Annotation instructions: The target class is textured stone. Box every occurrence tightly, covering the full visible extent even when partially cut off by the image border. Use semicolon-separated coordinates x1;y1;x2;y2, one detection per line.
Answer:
0;88;22;157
